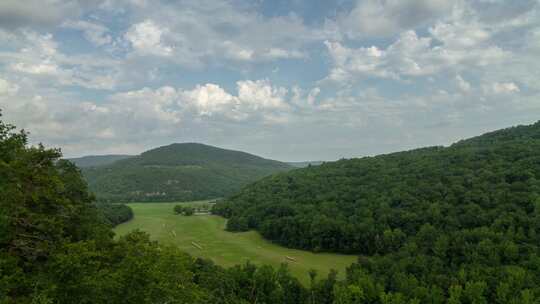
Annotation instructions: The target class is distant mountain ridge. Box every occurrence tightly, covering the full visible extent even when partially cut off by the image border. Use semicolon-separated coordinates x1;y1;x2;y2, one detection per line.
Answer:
80;143;292;202
67;154;133;168
287;161;325;168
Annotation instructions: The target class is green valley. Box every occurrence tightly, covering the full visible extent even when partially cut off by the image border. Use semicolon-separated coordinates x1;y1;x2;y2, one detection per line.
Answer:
114;202;357;285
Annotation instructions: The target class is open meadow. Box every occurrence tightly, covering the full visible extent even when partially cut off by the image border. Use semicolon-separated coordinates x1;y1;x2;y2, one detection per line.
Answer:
114;202;358;285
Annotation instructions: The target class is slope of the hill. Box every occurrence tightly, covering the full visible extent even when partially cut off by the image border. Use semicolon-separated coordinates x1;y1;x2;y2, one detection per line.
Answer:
83;143;292;202
67;154;133;167
215;121;540;253
213;121;540;301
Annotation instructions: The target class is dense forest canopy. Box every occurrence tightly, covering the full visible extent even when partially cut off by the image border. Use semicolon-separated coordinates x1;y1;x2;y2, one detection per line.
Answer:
96;202;134;226
213;121;540;302
81;143;292;202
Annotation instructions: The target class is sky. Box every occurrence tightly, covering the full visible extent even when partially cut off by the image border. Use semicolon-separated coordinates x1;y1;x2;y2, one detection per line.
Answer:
0;0;539;161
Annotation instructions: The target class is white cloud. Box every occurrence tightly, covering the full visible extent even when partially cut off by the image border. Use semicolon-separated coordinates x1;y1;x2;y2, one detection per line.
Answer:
261;48;305;60
100;79;291;127
221;44;305;62
488;82;521;94
456;75;471;92
429;20;490;48
307;87;321;106
291;86;321;108
0;78;20;96
221;41;254;61
324;28;507;82
11;61;60;75
178;80;290;120
111;0;323;66
125;20;173;56
237;80;288;110
339;0;453;38
1;31;121;90
181;84;237;116
7;32;64;76
80;101;110;114
63;20;112;46
110;86;181;123
325;0;540;102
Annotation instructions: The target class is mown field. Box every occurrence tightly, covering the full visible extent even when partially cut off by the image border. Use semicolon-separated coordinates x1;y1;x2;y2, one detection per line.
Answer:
114;202;358;284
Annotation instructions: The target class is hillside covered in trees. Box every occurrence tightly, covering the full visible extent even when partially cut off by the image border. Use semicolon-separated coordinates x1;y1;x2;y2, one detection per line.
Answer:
213;121;540;302
82;143;292;202
67;154;134;168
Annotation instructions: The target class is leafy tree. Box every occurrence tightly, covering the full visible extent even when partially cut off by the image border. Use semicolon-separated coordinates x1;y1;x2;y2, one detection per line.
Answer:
183;206;195;216
97;203;133;226
174;205;185;214
174;205;195;216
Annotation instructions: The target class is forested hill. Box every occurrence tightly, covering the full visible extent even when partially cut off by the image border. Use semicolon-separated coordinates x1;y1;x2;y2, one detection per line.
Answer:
216;121;540;252
67;154;133;167
82;143;292;202
213;121;540;301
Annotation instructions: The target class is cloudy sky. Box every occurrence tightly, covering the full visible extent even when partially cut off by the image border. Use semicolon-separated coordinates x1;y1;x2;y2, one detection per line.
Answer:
0;0;539;161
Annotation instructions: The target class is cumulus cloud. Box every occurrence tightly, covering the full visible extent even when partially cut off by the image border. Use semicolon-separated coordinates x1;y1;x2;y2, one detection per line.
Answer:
178;80;290;121
237;80;288;110
99;79;291;127
2;31;120;90
429;20;490;48
113;0;322;66
181;84;237;116
0;76;300;156
324;26;507;82
291;86;321;108
124;20;173;56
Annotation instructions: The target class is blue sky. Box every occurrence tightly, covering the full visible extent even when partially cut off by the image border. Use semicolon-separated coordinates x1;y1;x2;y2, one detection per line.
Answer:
0;0;539;161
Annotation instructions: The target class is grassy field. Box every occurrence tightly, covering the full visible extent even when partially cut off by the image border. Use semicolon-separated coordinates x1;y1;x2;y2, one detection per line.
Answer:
114;202;358;284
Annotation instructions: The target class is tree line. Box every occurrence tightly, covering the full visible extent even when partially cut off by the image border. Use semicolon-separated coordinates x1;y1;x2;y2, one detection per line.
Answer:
96;202;134;226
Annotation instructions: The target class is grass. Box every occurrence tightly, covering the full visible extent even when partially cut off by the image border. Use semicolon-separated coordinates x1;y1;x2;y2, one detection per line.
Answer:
114;202;358;285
